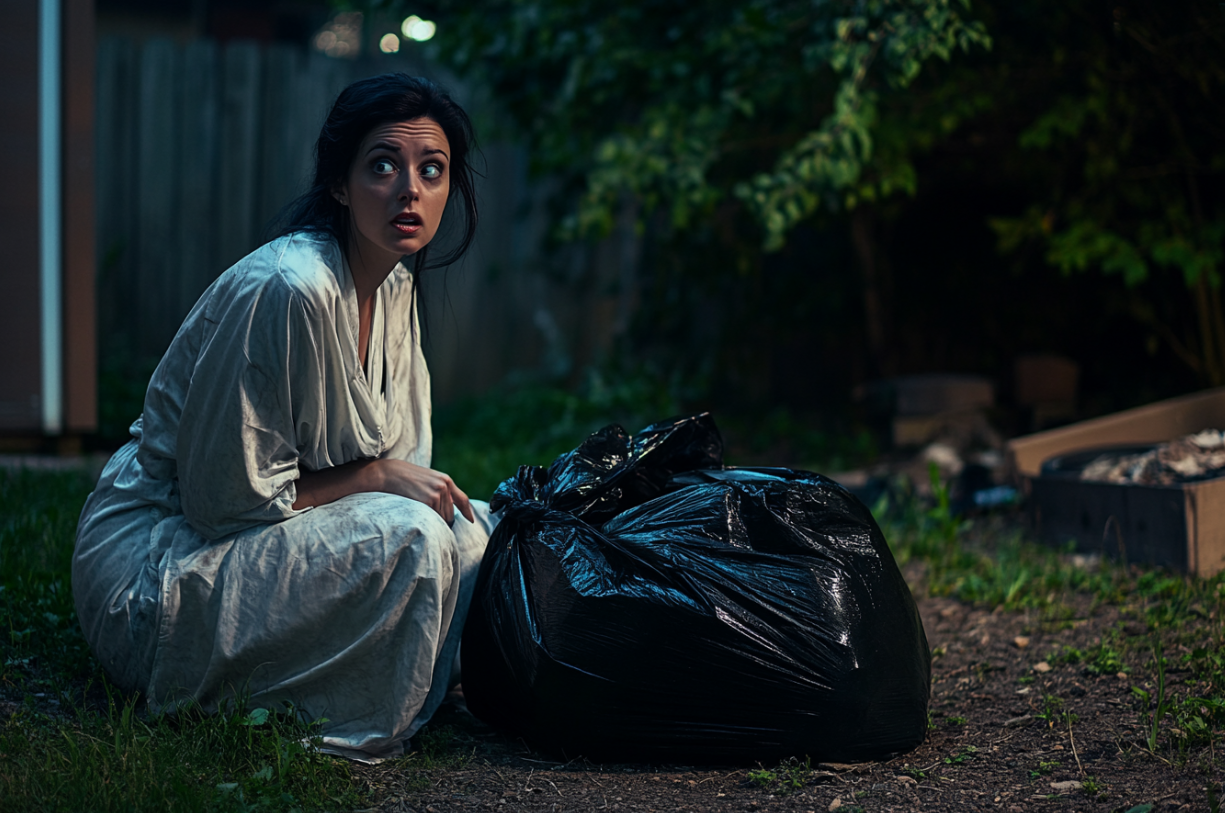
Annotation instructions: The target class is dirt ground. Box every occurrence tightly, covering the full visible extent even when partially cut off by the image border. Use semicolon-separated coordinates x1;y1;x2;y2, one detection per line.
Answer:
361;595;1220;813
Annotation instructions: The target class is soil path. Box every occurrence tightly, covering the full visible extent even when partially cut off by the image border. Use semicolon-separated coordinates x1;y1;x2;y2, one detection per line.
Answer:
363;597;1217;813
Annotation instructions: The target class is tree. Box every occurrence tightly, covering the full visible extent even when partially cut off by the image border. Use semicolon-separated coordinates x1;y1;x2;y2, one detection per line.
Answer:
989;2;1225;385
386;0;989;380
422;0;987;243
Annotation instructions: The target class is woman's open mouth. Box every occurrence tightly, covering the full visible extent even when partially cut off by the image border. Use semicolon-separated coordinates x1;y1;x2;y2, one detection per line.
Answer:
392;213;423;235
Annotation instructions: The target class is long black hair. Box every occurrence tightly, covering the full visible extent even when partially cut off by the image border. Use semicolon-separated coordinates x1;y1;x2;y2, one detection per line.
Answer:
275;73;479;274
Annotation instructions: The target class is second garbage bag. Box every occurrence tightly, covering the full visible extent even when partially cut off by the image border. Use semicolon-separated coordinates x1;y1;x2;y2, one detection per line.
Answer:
461;414;931;764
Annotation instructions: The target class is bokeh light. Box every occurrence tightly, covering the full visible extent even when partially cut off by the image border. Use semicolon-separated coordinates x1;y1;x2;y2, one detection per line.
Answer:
379;33;401;54
400;15;437;42
313;12;363;58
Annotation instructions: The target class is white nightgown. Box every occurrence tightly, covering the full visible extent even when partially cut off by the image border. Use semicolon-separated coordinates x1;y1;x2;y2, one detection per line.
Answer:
72;232;494;762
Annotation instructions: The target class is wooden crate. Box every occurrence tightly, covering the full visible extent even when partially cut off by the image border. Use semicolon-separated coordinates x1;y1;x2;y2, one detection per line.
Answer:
1007;387;1225;575
1028;475;1225;575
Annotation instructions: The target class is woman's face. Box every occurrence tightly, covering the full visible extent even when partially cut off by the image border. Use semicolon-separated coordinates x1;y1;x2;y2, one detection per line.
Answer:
334;117;451;272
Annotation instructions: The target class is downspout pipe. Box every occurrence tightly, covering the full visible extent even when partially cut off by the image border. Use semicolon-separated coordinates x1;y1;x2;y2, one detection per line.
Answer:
40;0;62;435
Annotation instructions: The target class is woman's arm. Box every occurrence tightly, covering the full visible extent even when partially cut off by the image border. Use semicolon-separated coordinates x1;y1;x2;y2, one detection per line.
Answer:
292;458;475;524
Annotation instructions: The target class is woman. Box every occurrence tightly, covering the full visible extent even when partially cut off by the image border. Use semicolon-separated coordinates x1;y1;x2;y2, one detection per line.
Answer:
72;74;494;762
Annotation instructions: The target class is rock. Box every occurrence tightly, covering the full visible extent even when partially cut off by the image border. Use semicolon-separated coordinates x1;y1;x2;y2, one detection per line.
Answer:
828;799;843;812
1014;636;1030;649
894;775;918;786
1033;661;1052;673
1049;780;1082;792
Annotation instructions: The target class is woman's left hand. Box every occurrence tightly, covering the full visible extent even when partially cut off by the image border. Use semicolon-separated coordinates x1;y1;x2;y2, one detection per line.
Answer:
292;458;476;524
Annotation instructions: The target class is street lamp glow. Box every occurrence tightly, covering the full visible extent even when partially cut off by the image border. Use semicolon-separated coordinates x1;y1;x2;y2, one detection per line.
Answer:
379;33;401;53
400;15;436;42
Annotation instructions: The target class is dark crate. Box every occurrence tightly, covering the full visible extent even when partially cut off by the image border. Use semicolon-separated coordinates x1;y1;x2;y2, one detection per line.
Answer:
1029;475;1225;574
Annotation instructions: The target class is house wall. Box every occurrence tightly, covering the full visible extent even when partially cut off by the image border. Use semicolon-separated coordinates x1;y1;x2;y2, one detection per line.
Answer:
0;1;44;432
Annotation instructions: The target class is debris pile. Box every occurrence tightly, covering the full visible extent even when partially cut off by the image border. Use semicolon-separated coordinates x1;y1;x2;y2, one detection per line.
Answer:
1079;430;1225;485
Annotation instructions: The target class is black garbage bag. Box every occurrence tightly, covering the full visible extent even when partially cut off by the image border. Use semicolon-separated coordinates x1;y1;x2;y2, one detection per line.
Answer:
461;413;930;764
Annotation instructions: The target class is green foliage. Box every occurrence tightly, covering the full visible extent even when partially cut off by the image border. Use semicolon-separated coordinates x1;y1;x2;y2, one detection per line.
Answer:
988;1;1225;384
720;407;878;472
432;366;685;500
413;0;988;249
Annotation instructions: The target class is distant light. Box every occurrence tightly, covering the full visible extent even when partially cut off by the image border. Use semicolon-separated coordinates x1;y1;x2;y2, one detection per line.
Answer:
379;33;401;53
401;15;436;42
313;11;363;59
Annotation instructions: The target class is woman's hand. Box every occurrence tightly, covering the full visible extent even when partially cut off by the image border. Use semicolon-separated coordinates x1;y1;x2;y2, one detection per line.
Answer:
370;459;475;524
292;458;475;524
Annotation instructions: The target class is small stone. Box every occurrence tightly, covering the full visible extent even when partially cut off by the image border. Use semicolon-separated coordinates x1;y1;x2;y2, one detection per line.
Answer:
1117;672;1129;680
1052;744;1064;750
894;775;918;786
1049;780;1082;792
828;799;843;812
1014;636;1030;649
1033;661;1052;673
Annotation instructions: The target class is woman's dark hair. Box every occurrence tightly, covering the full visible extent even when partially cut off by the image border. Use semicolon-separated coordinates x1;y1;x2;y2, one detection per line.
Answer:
274;73;479;273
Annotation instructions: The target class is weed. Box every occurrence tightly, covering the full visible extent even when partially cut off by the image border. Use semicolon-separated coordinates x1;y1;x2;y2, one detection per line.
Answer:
1029;759;1060;778
1131;643;1172;753
1050;641;1127;676
944;745;978;765
1036;695;1065;725
946;716;968;726
1081;775;1105;798
747;757;812;795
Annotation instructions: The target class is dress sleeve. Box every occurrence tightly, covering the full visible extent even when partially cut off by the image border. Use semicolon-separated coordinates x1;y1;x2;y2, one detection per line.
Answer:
176;275;320;540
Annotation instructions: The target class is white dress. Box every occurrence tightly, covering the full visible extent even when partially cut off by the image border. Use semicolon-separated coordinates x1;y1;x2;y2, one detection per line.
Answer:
72;232;494;762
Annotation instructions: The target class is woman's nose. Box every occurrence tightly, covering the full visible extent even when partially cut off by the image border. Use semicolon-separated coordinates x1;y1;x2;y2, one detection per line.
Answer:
399;175;419;201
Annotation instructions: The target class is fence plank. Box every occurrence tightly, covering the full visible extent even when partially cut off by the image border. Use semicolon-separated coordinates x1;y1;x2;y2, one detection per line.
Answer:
217;41;261;270
94;37;138;354
135;38;180;351
178;40;219;318
258;45;302;235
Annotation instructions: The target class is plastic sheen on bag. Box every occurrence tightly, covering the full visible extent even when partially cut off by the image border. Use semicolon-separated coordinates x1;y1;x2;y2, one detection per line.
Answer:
461;413;931;764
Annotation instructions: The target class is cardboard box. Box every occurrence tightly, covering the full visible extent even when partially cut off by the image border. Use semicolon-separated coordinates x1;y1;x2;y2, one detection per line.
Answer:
1006;387;1225;575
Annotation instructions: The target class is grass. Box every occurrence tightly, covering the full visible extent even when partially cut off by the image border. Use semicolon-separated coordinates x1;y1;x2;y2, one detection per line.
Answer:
6;382;1225;804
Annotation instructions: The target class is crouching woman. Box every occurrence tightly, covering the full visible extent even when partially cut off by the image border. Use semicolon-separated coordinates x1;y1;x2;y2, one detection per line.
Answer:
72;74;494;762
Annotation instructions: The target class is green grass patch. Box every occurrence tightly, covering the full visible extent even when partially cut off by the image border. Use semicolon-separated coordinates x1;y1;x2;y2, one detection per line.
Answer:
1;693;365;812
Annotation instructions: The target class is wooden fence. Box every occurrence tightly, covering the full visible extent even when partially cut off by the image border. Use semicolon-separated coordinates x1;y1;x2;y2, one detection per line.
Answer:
94;36;640;405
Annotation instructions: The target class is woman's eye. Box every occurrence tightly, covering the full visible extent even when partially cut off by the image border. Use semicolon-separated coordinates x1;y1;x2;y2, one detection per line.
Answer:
373;159;395;175
421;164;442;180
